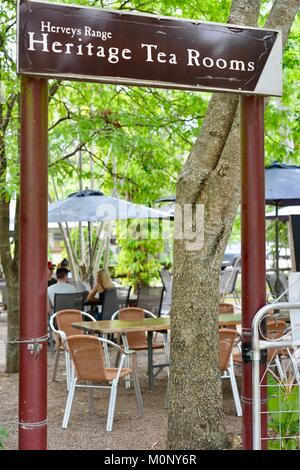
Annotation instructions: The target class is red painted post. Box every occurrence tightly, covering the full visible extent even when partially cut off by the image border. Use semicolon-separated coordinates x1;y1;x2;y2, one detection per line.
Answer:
19;77;48;449
240;96;266;450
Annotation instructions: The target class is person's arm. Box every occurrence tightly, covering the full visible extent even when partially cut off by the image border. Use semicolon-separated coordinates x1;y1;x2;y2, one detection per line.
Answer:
87;284;99;302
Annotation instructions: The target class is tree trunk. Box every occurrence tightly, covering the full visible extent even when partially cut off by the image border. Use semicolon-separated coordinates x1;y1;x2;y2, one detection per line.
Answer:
167;0;299;450
0;195;20;372
0;84;20;372
5;273;19;372
168;99;241;450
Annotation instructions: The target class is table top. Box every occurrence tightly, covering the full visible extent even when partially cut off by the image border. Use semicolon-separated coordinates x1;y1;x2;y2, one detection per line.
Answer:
72;316;171;334
72;313;242;334
218;313;241;326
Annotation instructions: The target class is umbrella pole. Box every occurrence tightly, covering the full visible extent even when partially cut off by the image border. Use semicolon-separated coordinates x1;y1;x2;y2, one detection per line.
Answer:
88;221;93;288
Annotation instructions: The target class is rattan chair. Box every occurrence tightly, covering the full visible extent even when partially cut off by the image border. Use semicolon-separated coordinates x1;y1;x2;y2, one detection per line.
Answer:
219;303;237;334
50;309;95;389
219;303;234;314
265;319;288;370
48;292;87;352
111;307;169;385
62;334;143;431
219;328;242;417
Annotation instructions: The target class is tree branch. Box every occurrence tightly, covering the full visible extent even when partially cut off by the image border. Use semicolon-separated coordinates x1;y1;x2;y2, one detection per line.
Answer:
48;141;87;167
49;81;62;101
85;147;139;187
1;93;18;133
48;115;72;132
265;0;300;45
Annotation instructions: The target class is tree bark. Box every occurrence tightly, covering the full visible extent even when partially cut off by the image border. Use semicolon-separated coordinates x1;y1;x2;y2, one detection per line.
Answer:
167;0;299;450
0;77;20;372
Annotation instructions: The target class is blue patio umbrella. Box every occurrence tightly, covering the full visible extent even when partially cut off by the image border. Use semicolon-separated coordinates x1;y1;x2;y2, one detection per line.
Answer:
266;205;300;221
265;162;300;207
49;189;170;286
156;162;300;295
156;163;300;207
265;162;300;296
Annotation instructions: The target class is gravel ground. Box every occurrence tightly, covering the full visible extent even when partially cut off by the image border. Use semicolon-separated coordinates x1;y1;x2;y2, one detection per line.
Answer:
0;311;242;450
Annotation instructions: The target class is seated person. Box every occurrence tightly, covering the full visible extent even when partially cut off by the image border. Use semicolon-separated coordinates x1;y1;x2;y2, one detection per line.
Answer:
47;267;76;314
87;269;116;303
57;258;73;279
57;258;69;269
47;261;57;287
87;269;116;320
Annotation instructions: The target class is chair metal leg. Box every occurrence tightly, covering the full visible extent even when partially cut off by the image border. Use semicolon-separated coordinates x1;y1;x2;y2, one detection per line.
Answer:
132;367;144;417
125;355;131;389
62;379;76;428
274;354;286;382
121;335;131;389
228;360;242;417
106;380;118;432
53;348;71;391
65;350;71;391
48;326;55;355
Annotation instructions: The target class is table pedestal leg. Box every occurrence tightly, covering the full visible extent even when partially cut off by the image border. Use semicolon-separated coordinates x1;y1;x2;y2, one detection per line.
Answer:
147;331;154;390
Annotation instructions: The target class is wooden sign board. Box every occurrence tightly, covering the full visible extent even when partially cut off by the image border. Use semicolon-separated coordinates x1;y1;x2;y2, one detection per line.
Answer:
17;0;282;96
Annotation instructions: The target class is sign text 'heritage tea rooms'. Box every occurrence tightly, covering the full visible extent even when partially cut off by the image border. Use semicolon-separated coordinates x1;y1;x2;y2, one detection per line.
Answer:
17;0;282;96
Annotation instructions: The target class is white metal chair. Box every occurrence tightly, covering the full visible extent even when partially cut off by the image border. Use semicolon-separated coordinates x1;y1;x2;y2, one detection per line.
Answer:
160;269;173;316
219;328;242;417
266;272;289;302
111;307;169;387
50;309;95;390
220;256;241;304
62;334;143;432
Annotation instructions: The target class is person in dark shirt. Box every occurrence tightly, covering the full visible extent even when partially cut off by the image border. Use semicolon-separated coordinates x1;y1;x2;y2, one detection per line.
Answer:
87;269;115;302
87;269;116;320
48;261;57;287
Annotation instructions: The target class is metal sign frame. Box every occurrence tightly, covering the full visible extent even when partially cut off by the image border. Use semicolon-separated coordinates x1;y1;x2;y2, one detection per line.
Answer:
17;0;278;450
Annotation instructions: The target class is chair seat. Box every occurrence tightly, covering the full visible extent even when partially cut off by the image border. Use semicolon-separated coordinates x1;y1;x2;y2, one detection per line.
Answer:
113;308;170;388
62;335;144;432
105;367;132;381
